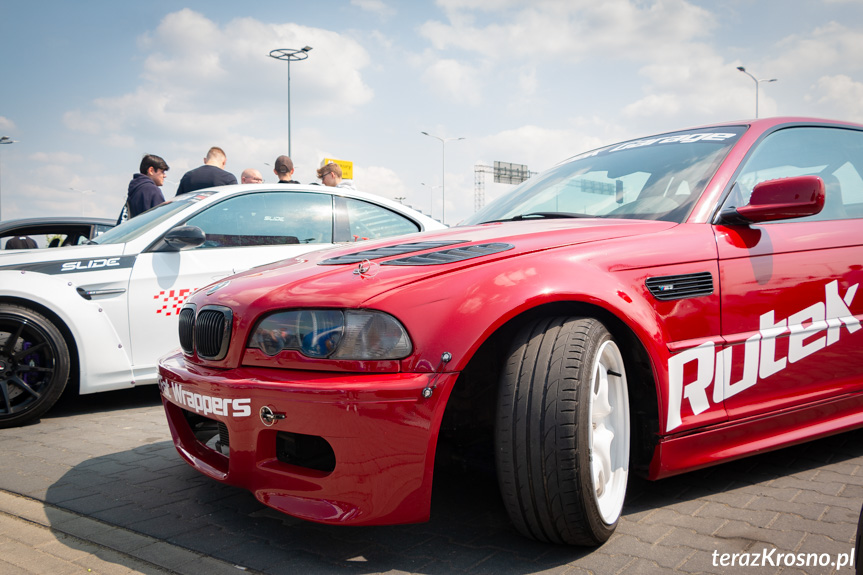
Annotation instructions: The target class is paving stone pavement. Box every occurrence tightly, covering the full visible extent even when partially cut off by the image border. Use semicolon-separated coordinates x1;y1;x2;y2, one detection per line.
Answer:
0;387;860;574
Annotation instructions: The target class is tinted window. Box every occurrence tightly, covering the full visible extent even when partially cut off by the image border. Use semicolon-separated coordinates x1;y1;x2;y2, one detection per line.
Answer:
344;198;420;240
726;126;863;221
185;191;334;248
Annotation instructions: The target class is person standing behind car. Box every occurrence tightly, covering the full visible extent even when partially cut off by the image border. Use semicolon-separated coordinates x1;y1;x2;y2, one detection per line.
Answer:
273;155;299;183
241;168;264;184
126;154;169;219
5;236;37;249
176;147;237;195
317;161;355;189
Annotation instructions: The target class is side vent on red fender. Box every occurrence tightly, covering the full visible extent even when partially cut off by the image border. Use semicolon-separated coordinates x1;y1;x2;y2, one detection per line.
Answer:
645;272;714;301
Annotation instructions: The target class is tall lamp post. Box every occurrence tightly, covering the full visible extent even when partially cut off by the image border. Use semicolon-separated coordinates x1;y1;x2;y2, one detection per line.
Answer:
0;136;17;222
421;182;440;219
269;46;313;157
70;187;95;217
736;66;777;119
421;131;464;225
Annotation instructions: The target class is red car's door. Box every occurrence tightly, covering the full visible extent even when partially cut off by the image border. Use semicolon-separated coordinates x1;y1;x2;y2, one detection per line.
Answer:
715;126;863;421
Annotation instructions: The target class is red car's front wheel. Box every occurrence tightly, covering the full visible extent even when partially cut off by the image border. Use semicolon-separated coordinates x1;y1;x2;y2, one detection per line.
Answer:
495;316;631;546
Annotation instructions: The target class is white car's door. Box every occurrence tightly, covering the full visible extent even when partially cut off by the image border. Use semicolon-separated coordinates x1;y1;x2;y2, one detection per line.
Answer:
126;190;337;379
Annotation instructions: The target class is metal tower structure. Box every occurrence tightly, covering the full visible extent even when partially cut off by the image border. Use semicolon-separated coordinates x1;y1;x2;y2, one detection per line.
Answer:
473;161;535;212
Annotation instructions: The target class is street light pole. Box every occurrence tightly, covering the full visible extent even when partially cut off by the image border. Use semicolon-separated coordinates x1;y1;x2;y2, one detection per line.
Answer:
0;136;18;222
421;182;441;219
736;66;777;119
421;132;464;225
269;46;313;157
70;188;95;217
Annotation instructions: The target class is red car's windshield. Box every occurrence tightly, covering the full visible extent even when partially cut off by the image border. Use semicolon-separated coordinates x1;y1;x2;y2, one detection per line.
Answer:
465;126;746;225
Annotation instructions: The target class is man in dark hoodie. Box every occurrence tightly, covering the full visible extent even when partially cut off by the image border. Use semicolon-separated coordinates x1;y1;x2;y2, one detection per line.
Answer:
126;154;169;219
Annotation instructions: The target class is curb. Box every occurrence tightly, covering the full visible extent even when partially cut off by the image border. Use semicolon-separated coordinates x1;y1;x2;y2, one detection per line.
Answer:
0;489;260;575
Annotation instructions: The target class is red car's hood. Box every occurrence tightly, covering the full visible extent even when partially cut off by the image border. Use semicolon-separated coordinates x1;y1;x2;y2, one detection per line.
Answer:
190;219;677;311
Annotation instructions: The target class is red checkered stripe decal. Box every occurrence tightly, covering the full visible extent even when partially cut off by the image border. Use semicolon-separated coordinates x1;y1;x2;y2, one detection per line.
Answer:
154;288;196;316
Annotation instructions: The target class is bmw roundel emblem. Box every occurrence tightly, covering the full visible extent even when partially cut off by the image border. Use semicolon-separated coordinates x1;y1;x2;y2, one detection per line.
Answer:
206;280;231;295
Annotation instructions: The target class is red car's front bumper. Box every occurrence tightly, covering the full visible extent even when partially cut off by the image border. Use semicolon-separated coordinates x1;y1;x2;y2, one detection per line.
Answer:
158;352;457;526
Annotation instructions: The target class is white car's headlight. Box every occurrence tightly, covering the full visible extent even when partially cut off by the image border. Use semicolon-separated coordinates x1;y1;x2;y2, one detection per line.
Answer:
248;310;412;360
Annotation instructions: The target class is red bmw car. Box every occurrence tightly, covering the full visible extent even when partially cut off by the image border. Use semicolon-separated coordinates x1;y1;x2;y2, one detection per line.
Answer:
159;117;863;546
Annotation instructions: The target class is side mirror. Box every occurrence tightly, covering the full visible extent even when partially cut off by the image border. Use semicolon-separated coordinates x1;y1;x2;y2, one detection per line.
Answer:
155;225;206;252
718;175;825;225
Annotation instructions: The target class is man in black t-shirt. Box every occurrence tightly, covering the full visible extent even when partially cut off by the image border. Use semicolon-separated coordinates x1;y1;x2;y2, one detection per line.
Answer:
176;147;237;195
273;155;299;184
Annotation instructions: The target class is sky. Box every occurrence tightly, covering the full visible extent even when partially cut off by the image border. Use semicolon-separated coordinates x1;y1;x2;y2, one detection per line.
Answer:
2;0;863;226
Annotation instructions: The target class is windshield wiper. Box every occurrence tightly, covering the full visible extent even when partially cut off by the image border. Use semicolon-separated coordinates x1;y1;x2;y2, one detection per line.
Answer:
483;211;593;224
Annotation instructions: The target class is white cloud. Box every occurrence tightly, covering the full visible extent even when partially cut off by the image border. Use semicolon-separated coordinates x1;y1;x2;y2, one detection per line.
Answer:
368;30;394;51
765;22;863;78
46;10;380;198
0;117;16;133
351;0;396;18
422;59;483;105
624;53;758;123
623;93;682;119
13;153;127;219
28;151;85;164
517;66;537;98
416;1;724;125
139;9;228;84
64;11;374;141
810;74;863;122
420;1;716;63
355;164;409;202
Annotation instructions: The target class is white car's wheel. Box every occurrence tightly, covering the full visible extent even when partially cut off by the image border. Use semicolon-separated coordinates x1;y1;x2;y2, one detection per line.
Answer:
0;305;70;428
496;316;630;545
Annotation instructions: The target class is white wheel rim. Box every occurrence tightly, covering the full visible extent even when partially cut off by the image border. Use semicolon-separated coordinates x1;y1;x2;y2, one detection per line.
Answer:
589;339;630;524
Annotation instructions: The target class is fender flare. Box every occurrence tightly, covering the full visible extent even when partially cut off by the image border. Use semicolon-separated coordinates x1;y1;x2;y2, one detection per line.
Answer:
0;270;134;394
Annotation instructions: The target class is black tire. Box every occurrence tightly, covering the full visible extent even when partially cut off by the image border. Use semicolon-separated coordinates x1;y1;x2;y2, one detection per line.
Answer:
495;316;631;546
0;304;71;428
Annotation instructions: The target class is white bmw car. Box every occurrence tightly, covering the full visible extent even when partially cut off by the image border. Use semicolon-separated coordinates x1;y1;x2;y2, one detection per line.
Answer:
0;184;444;427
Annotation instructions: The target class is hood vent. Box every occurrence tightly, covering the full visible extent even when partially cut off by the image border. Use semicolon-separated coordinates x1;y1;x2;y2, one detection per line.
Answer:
319;240;466;265
645;272;714;301
381;242;514;266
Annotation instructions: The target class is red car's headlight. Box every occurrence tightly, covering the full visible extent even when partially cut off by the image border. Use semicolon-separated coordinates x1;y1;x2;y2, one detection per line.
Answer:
248;309;412;360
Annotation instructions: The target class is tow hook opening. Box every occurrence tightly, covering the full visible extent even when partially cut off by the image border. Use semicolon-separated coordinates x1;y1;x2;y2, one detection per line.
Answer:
276;431;336;473
182;410;230;457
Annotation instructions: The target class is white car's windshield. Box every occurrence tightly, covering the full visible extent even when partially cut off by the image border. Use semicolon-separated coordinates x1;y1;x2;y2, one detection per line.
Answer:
92;193;216;245
464;126;746;226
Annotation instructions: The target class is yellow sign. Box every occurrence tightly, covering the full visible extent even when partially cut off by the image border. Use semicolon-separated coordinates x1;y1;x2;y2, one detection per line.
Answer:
322;158;353;180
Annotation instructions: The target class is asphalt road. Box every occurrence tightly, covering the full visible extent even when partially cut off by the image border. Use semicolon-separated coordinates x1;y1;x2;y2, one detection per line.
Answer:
0;386;860;574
